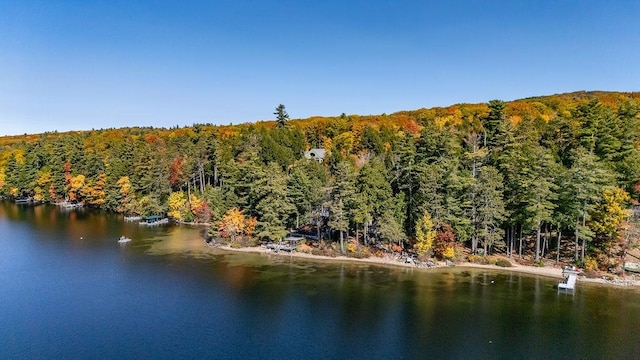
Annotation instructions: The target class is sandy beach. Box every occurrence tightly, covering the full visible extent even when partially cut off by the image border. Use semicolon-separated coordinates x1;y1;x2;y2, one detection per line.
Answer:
212;244;640;288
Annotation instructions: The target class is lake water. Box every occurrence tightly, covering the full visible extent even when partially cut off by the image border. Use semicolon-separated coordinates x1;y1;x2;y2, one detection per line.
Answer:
1;202;639;359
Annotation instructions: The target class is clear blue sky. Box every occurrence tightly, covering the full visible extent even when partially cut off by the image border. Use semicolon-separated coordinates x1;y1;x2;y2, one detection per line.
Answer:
1;0;638;136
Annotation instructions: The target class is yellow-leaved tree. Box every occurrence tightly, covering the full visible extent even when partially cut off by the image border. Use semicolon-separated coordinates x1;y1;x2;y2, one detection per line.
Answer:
218;208;249;243
68;174;85;201
167;191;187;221
34;171;51;202
81;174;107;206
590;187;630;255
116;176;138;214
415;210;436;258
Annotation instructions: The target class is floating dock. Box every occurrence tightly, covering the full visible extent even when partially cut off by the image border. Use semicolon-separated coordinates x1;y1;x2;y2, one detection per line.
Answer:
558;268;579;291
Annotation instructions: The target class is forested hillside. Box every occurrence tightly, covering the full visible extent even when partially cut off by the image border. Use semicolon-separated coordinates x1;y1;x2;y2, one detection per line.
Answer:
2;91;640;269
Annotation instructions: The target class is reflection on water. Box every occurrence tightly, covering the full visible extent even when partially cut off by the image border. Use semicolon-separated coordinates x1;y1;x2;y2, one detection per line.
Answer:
1;201;639;359
142;226;209;256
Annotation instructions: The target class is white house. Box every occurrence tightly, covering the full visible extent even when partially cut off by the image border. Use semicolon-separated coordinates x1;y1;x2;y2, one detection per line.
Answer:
303;149;326;162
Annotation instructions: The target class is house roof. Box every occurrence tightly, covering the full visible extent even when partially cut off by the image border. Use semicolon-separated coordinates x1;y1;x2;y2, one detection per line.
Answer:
304;149;326;159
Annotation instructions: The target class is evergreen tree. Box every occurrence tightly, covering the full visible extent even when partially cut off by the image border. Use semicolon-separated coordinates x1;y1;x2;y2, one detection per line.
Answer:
483;99;510;154
361;126;385;155
379;209;406;247
613;100;640;193
476;166;506;254
274;104;290;128
522;145;558;262
287;160;325;228
389;132;419;235
463;132;488;253
327;161;356;253
4;153;21;196
230;135;266;215
415;124;463;165
254;163;295;240
568;148;614;261
355;158;394;242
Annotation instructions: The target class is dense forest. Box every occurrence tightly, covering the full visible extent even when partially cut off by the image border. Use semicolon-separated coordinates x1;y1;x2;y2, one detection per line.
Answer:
2;91;640;270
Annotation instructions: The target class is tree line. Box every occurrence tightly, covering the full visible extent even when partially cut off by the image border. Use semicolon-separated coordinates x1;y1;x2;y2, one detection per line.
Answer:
1;92;639;270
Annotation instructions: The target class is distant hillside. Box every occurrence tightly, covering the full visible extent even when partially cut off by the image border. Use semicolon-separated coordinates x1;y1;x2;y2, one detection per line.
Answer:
1;91;639;144
1;90;639;271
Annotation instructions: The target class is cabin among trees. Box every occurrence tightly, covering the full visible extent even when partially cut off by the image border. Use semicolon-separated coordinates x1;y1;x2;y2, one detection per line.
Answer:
2;92;640;272
303;149;326;162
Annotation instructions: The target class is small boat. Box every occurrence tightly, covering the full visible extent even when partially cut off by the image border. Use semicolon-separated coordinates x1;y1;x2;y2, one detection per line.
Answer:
118;236;132;243
139;216;169;226
624;262;640;273
14;197;34;204
62;202;83;209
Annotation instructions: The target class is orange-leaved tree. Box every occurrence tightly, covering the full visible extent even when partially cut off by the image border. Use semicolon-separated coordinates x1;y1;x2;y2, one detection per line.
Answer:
433;224;457;260
190;194;211;224
218;208;255;243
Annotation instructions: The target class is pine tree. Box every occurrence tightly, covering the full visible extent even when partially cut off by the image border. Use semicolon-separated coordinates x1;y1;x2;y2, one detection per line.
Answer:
568;148;614;261
379;210;406;247
476;166;506;254
254;163;295;240
522;145;558;262
390;133;419;235
274;104;289;128
483;99;510;153
463;132;488;253
327;161;356;253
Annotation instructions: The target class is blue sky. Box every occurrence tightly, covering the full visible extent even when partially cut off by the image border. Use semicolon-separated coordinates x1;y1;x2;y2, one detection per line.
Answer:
1;0;638;136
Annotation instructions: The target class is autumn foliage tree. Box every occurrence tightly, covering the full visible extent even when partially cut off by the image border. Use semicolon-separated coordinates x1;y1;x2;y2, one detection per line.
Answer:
81;173;107;206
590;187;630;254
67;174;85;202
415;210;436;257
433;224;457;260
116;176;138;214
0;91;639;270
167;191;188;221
190;194;212;224
217;208;256;244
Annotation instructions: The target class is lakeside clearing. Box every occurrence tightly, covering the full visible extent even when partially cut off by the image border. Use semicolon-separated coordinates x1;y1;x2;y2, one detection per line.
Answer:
210;243;640;289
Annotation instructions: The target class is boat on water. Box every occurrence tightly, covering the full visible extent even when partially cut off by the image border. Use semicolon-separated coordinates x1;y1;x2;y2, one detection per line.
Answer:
14;197;34;204
138;216;169;226
61;202;83;209
624;262;640;273
14;197;45;205
118;236;132;243
124;215;142;222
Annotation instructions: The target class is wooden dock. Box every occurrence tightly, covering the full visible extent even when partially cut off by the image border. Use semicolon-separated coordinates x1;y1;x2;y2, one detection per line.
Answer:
138;216;169;226
558;268;579;291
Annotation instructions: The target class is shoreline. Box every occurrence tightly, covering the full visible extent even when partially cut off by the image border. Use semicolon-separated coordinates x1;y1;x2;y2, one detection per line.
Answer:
210;243;640;289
